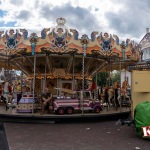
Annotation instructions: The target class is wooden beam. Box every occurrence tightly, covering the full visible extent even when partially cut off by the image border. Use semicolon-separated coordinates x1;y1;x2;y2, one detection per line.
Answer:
25;56;41;75
66;54;74;75
46;55;53;74
11;59;30;76
90;61;108;77
84;58;94;74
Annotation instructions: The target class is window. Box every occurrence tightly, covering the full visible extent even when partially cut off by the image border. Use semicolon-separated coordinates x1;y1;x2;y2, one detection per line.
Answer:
83;92;91;99
143;48;150;60
74;92;80;98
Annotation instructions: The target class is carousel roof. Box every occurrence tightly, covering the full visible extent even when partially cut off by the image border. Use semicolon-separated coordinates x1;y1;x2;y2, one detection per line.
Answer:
0;17;140;79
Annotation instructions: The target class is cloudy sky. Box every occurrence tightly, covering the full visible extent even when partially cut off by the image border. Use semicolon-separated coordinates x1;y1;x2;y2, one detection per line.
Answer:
0;0;150;43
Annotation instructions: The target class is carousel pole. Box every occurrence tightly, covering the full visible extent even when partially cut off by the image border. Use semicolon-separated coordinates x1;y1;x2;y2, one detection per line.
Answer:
80;34;89;115
21;55;24;94
72;53;75;91
32;54;36;115
4;51;7;79
95;55;98;101
10;60;13;85
120;41;126;82
119;58;122;97
41;78;43;94
120;41;127;103
43;53;48;91
30;33;38;115
108;57;111;87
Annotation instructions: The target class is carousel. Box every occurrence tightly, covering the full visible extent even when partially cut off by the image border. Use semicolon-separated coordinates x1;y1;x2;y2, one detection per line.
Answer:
0;17;141;121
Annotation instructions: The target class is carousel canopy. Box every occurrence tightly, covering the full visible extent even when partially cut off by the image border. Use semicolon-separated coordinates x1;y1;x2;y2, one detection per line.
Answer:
0;17;140;79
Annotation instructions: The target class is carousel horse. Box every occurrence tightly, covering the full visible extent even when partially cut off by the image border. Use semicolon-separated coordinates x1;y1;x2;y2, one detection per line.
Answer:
104;86;114;109
2;81;15;110
3;81;12;103
104;82;120;110
117;80;131;108
121;80;130;98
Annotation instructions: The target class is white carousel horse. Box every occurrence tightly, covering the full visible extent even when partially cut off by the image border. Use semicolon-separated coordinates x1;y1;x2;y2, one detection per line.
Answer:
107;87;118;109
104;83;120;110
2;81;16;110
3;81;12;103
104;86;114;109
108;88;114;103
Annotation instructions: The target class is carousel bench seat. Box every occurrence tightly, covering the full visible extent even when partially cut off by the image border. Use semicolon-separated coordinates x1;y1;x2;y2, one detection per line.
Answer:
16;94;39;113
57;96;71;99
22;94;37;98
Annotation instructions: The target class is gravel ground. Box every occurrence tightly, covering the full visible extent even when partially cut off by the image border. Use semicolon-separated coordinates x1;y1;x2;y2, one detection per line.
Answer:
2;120;150;150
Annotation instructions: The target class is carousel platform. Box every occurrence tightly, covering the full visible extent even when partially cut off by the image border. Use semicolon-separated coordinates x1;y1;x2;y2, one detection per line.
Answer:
0;104;131;123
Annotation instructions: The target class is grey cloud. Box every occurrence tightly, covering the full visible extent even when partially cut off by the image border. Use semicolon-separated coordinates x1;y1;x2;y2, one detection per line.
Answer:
105;0;150;41
95;8;99;11
16;10;31;20
39;3;102;36
9;0;24;6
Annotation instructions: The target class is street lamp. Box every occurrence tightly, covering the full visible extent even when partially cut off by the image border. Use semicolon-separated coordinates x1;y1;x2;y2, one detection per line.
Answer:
80;34;89;114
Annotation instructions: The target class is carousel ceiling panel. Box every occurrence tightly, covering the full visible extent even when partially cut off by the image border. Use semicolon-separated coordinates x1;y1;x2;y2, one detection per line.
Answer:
9;59;31;75
24;65;33;73
70;57;95;74
10;56;34;75
50;55;70;69
88;59;105;74
0;61;18;70
72;57;82;74
35;56;47;73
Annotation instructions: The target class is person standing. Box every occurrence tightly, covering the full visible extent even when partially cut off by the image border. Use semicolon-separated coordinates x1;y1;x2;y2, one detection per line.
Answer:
90;80;96;99
12;82;18;99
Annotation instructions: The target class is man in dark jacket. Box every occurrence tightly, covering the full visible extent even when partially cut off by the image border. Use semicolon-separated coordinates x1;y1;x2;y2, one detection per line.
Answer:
41;87;52;115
